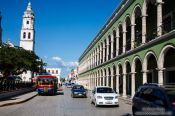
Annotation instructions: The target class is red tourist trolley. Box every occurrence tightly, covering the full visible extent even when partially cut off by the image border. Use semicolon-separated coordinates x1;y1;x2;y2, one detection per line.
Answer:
36;75;58;95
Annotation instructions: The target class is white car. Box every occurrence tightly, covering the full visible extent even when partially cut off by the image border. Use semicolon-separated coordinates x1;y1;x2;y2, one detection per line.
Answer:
90;86;119;107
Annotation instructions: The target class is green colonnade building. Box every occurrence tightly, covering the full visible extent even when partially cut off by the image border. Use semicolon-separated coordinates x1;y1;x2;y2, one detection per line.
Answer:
78;0;175;98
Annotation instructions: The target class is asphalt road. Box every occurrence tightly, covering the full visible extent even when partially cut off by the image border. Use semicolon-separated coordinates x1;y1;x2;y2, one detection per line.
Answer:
0;87;132;116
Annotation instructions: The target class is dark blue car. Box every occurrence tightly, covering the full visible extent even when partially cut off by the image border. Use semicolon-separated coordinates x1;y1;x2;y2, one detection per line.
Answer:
132;84;175;116
71;85;87;98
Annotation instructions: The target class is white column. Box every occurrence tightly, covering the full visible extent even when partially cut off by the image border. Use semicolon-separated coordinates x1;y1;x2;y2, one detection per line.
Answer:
142;70;148;84
97;48;99;66
94;50;96;67
158;68;165;85
141;0;147;45
123;73;127;97
157;1;163;36
123;23;126;53
131;24;136;49
142;15;147;44
106;74;109;86
111;70;114;89
116;36;119;56
93;52;95;67
106;39;109;61
116;74;120;94
103;76;105;86
99;46;101;64
103;42;105;62
111;34;114;59
90;76;92;89
95;75;97;87
99;45;102;64
131;72;136;98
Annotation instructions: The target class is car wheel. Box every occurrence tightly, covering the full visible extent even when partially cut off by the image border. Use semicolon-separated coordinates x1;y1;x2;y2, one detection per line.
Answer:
90;98;93;104
132;107;137;116
95;100;98;107
71;94;74;98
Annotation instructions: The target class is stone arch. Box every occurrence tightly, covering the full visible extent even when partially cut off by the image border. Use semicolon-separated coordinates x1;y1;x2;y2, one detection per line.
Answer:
108;34;112;60
133;5;142;47
112;29;117;58
158;45;175;69
118;23;123;55
158;44;175;84
124;60;132;96
124;15;131;51
146;0;157;41
132;56;142;91
143;51;158;83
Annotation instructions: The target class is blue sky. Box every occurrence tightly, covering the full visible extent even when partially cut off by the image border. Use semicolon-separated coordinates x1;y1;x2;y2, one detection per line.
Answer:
0;0;121;77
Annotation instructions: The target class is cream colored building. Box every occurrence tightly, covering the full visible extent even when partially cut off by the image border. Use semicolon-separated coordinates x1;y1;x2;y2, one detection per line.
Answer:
46;68;61;83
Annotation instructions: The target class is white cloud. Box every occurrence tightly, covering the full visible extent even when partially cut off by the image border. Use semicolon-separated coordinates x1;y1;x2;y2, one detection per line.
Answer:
43;56;79;77
52;56;62;61
51;56;78;69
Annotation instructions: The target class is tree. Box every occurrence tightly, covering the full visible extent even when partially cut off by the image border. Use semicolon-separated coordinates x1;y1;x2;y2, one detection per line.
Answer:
0;45;45;78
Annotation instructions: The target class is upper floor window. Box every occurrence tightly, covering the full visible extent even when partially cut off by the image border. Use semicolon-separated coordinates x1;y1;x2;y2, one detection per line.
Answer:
23;32;26;39
52;70;54;74
26;21;29;24
56;70;58;74
28;32;31;39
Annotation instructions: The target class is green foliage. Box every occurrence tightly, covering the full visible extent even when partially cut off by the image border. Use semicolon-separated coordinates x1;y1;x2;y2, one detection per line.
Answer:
0;45;46;77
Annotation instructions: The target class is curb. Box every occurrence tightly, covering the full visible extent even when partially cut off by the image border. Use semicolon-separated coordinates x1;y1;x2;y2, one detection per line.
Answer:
118;97;132;105
0;92;38;107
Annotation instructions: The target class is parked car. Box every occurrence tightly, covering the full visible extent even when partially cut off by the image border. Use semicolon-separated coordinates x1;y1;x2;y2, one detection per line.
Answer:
66;83;72;88
132;83;175;116
90;86;119;107
71;85;87;98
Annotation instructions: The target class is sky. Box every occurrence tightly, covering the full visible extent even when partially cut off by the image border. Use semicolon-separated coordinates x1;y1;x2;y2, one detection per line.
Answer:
0;0;121;77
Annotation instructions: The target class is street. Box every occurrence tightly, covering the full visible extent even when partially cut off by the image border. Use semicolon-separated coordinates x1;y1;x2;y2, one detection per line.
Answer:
0;87;132;116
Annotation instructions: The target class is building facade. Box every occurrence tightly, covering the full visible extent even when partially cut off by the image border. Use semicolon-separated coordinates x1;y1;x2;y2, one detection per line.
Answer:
78;0;175;98
20;2;35;81
46;68;61;83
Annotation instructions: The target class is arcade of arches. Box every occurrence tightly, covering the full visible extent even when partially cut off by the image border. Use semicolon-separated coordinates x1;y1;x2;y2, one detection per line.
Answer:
78;0;175;98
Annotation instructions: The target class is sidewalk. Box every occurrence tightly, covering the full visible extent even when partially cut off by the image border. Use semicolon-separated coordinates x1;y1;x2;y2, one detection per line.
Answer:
0;91;37;107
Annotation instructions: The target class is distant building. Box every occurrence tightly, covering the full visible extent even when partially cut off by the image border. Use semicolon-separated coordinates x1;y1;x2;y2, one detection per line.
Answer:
66;68;79;83
46;68;61;83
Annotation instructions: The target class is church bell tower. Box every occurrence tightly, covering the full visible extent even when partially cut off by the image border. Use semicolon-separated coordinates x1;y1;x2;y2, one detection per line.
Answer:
20;2;35;51
20;2;35;81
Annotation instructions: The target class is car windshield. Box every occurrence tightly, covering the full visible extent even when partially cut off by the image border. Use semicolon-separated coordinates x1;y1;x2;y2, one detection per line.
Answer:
97;87;114;93
73;86;84;90
166;90;175;108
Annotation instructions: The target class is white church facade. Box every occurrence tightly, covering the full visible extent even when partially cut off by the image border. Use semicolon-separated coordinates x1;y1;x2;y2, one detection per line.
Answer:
20;2;35;82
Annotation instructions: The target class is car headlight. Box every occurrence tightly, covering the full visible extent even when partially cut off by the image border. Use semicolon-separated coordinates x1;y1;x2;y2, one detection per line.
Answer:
115;96;118;99
97;96;103;99
83;92;86;94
